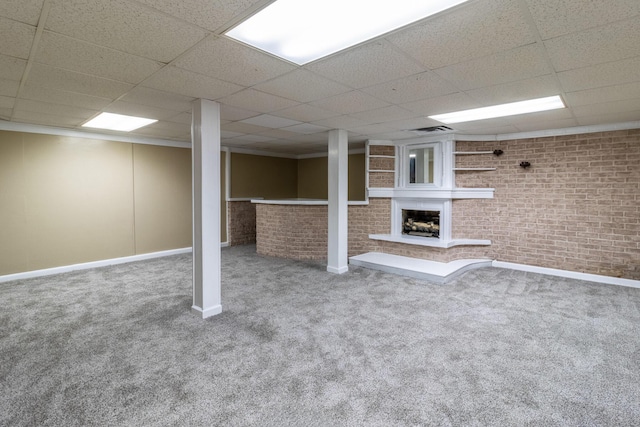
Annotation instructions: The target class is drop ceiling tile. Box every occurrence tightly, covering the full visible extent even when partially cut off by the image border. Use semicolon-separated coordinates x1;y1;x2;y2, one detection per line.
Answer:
120;87;195;113
168;112;195;125
571;98;640;118
544;18;640;72
350;105;416;124
220;105;260;121
366;130;418;140
348;123;399;136
46;0;208;62
310;115;367;130
105;101;182;121
362;71;458;105
135;0;263;32
253;69;351;103
0;95;14;109
20;84;113;110
35;31;164;84
556;56;640;92
221;131;243;138
565;82;640;107
12;109;87;127
456;125;520;135
464;75;561;105
505;108;575;126
401;92;479;116
15;98;98;119
0;79;19;97
0;0;45;26
513;118;578;132
218;88;299;113
0;54;27;80
240;114;300;128
308;91;389;115
142;66;244;100
254;128;301;140
449;117;514;131
306;40;424;89
175;36;296;87
434;44;552;91
576;109;640;126
27;63;134;99
222;121;271;134
0;107;11;119
525;0;640;40
384;117;445;132
275;104;339;122
388;0;535;69
282;123;330;135
133;120;191;138
0;16;36;59
232;134;275;143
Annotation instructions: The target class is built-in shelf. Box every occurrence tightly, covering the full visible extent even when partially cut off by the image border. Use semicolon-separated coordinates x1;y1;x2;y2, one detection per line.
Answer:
369;234;491;248
367;187;494;199
368;169;395;173
368;155;395;158
453;168;497;171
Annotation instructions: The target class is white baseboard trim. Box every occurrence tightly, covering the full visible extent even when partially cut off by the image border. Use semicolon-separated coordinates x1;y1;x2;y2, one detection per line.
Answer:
327;265;349;274
191;304;223;319
492;261;640;289
221;242;230;247
0;247;193;283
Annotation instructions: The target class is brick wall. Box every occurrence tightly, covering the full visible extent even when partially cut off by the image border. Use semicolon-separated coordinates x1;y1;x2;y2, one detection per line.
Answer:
227;201;256;246
453;129;640;279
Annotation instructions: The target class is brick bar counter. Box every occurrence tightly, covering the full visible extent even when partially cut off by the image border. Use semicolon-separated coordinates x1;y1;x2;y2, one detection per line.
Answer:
253;199;329;260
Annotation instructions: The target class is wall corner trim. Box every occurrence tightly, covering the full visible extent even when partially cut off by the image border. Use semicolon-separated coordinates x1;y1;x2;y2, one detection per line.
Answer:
492;261;640;289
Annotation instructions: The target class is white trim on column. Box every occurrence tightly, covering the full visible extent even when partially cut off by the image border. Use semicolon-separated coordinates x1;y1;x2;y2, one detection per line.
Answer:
0;248;192;283
327;129;349;274
492;261;640;289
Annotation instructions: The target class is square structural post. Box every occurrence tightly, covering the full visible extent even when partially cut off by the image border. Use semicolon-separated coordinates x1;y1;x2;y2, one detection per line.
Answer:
327;129;348;274
191;99;222;318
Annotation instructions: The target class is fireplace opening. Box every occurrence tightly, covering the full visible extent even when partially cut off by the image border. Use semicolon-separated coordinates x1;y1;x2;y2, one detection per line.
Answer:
402;209;440;238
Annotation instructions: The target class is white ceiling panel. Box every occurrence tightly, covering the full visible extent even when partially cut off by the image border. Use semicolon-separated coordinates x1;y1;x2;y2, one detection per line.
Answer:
401;92;479;116
306;40;424;89
0;95;14;109
222;121;271;134
255;128;303;140
565;82;640;107
0;107;11;119
105;101;183;121
36;31;164;84
12;109;88;127
310;115;368;130
464;75;562;106
15;98;98;119
434;43;552;91
525;0;640;40
0;54;27;81
218;88;299;113
27;63;134;99
571;99;640;119
135;0;265;32
0;0;45;26
0;79;20;97
505;107;575;126
362;71;458;105
576;110;640;127
556;56;640;92
141;66;244;100
387;0;535;70
20;84;113;110
513;118;578;132
0;16;36;59
544;18;640;72
175;36;296;87
168;112;195;125
240;114;301;128
282;123;329;135
253;69;350;103
119;87;195;112
309;91;390;115
350;105;416;124
45;0;208;63
274;104;339;122
220;105;260;121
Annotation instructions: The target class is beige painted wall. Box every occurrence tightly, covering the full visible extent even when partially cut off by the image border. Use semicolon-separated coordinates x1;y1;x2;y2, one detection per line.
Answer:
297;153;366;201
230;153;298;199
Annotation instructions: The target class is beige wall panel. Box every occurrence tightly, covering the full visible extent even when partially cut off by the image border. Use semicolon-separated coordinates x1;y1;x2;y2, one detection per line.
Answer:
297;153;367;201
0;131;29;274
220;150;227;243
230;153;298;199
23;134;135;270
133;144;192;254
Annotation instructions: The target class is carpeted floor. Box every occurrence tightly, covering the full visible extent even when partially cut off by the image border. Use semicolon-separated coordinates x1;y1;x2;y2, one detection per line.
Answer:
1;244;639;426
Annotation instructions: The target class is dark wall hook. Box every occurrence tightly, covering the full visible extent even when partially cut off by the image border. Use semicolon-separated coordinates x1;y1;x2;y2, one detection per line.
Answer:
493;149;504;156
519;161;531;169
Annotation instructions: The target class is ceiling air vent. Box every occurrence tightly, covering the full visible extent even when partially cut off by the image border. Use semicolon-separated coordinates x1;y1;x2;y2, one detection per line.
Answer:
410;125;454;135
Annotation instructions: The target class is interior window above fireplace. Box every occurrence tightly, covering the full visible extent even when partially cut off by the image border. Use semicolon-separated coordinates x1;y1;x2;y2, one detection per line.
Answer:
400;142;442;188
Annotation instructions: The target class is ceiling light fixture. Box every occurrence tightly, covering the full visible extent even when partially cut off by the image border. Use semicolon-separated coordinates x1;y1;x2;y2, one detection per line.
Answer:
429;96;566;124
226;0;471;65
82;112;157;132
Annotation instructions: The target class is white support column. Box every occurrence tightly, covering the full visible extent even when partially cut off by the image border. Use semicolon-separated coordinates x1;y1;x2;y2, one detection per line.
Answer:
327;129;349;274
191;99;222;318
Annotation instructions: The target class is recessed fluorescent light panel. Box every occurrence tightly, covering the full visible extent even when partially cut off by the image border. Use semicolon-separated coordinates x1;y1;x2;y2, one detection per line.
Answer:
429;96;566;124
82;112;157;132
226;0;471;65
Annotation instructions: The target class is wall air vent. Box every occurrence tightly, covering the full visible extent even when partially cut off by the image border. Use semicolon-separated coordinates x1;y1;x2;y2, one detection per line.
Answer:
410;126;454;135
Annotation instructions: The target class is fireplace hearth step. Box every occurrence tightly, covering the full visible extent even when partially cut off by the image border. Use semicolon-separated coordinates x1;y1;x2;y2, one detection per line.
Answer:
349;252;493;284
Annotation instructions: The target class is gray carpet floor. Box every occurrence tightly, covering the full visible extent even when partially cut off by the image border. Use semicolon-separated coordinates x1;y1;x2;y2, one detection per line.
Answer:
1;244;639;426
